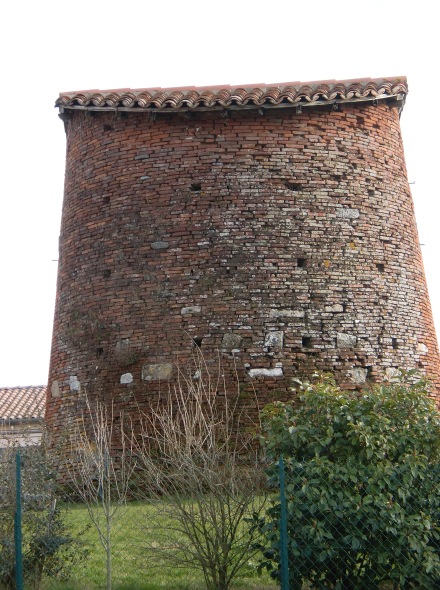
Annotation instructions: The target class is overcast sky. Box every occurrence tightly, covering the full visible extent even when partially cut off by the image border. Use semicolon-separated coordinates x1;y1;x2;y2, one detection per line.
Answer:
0;0;438;386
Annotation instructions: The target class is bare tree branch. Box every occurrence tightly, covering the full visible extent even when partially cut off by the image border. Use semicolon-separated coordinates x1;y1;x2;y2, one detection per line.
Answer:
134;350;267;590
67;392;136;590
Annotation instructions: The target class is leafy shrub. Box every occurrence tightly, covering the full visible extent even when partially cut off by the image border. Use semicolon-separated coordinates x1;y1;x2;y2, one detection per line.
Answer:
258;371;440;589
0;443;87;590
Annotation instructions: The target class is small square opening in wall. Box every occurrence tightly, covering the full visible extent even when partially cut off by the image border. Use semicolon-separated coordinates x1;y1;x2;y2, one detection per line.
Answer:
190;183;202;192
297;258;307;268
302;336;312;348
376;263;385;272
285;181;302;191
193;337;203;348
392;338;398;349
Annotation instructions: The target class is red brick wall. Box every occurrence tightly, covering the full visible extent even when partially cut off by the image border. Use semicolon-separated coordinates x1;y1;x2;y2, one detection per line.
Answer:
46;103;440;461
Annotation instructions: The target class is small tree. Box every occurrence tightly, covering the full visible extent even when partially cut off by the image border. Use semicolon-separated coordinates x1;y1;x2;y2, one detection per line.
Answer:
258;371;440;589
67;393;135;590
134;352;267;590
0;441;84;590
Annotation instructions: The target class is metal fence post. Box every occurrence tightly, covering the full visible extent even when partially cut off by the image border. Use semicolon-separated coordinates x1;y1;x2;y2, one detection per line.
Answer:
14;451;24;590
279;455;290;590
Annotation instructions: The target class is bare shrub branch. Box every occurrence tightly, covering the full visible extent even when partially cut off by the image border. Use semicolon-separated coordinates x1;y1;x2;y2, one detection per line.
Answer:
134;350;267;590
67;392;136;590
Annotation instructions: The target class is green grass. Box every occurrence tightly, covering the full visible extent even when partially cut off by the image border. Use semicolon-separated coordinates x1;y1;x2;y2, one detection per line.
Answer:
41;501;277;590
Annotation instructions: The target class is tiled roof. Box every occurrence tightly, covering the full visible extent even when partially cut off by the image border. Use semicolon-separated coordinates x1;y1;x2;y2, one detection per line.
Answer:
0;386;46;422
56;77;408;113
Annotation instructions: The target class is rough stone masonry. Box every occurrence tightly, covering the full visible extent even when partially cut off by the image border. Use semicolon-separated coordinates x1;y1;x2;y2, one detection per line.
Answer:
47;77;440;468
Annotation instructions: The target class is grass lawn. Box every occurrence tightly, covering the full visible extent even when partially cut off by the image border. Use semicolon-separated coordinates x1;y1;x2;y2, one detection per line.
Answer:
41;501;277;590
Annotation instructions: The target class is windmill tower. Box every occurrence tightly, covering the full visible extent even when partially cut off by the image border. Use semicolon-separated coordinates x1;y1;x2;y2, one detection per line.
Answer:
47;77;440;471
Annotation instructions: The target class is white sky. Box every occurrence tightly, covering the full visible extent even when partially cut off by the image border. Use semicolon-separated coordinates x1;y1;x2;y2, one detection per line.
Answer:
0;0;438;386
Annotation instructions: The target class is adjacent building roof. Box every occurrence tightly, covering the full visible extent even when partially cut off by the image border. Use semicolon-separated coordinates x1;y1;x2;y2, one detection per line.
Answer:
0;386;46;423
56;76;408;113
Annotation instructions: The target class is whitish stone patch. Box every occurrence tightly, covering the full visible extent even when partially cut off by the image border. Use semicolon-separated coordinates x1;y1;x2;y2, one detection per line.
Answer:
417;343;428;353
336;208;360;219
385;367;400;381
51;380;60;398
248;367;283;378
142;363;173;381
325;304;344;313
120;373;133;384
337;333;357;348
116;339;130;352
181;306;201;315
69;376;81;392
269;309;305;318
348;367;368;384
264;331;284;348
151;241;169;250
221;333;242;350
115;339;131;362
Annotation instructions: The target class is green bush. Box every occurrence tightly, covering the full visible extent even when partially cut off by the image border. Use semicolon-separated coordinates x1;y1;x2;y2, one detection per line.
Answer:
0;445;87;590
258;371;440;589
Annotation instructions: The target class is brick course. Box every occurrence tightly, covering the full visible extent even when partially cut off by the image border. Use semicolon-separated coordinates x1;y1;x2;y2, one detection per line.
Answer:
47;95;440;467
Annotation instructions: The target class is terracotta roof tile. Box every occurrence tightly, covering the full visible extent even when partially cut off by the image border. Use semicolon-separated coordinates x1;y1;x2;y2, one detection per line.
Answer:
56;77;408;112
0;386;46;422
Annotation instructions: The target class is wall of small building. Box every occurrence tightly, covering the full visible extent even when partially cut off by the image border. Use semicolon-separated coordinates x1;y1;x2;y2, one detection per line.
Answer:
0;422;43;452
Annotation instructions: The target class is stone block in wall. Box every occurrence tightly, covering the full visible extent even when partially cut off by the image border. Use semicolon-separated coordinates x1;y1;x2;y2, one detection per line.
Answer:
335;208;360;219
221;333;242;350
51;380;61;398
264;331;284;348
385;367;400;381
120;373;133;384
337;333;357;348
141;363;173;381
181;306;201;315
269;309;305;318
248;367;284;378
69;376;81;392
348;367;368;384
325;304;344;313
115;339;138;365
151;241;169;250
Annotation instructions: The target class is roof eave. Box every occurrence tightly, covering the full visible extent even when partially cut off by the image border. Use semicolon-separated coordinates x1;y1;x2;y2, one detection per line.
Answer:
0;417;44;426
58;93;406;118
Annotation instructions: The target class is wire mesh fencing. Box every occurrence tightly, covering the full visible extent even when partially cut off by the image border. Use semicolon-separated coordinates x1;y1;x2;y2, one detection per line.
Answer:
0;446;194;589
5;444;440;589
0;445;90;590
264;455;440;590
0;442;275;590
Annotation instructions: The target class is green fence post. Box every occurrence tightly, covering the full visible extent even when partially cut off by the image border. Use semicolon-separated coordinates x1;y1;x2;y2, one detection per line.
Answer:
279;455;289;590
14;451;24;590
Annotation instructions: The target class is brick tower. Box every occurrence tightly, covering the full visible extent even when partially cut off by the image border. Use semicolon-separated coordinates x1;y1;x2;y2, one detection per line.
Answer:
47;77;440;459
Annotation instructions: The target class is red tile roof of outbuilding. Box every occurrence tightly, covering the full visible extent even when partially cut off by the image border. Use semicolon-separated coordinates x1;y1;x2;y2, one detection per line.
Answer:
0;386;46;422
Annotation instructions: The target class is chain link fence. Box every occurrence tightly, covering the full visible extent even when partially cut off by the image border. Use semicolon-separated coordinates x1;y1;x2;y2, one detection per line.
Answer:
268;455;440;590
6;371;439;590
3;443;206;589
0;412;274;590
4;446;440;590
0;445;95;590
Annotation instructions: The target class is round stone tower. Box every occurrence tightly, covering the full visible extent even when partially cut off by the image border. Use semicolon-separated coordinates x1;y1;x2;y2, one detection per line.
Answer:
47;77;440;461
